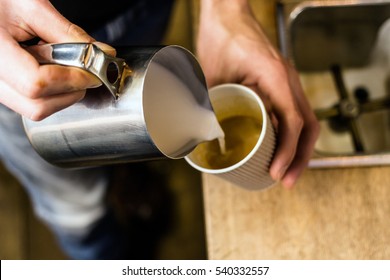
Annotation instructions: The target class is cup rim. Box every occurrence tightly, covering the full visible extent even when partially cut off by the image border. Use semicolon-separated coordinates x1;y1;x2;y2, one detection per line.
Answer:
185;83;269;174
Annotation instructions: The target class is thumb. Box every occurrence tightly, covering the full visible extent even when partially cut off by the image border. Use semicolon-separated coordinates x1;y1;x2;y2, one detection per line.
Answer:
25;1;94;43
93;42;117;57
27;2;116;56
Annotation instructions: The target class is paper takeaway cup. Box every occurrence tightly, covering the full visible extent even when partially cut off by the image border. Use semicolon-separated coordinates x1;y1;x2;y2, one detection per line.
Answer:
185;84;276;191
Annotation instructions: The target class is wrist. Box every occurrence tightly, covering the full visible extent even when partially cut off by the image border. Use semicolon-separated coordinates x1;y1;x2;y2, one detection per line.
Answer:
200;0;251;17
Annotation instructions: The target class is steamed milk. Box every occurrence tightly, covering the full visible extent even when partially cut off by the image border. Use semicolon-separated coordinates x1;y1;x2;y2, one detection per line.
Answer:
143;62;225;157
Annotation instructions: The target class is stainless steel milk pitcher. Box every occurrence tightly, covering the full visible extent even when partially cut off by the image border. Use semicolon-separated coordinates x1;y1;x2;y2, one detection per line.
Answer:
22;43;214;168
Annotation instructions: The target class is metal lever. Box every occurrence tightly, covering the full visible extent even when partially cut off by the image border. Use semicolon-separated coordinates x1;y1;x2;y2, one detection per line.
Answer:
25;43;127;99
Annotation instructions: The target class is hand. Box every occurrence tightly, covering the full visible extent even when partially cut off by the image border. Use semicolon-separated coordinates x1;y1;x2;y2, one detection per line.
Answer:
196;0;320;188
0;0;114;121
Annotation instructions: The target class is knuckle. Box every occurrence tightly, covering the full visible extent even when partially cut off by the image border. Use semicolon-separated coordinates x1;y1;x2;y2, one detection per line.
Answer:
67;23;93;42
290;112;304;131
269;59;286;76
23;99;49;121
29;103;49;121
22;76;45;99
271;55;288;71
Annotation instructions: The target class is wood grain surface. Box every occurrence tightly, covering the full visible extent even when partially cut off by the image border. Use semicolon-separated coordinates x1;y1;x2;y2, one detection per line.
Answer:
203;167;390;259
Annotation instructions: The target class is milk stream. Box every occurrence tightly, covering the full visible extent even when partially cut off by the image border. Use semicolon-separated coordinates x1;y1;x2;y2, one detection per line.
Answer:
218;137;226;154
143;62;225;156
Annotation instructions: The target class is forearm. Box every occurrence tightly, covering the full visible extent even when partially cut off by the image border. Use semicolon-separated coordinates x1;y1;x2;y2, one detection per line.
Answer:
199;0;252;24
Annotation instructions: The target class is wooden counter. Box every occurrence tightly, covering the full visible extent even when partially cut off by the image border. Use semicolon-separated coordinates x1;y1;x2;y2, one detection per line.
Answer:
203;167;390;259
196;0;390;260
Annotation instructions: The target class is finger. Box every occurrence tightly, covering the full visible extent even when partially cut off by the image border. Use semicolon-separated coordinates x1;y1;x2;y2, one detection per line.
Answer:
0;38;101;98
270;112;279;133
28;65;102;97
246;84;273;114
280;66;320;187
21;1;94;43
0;30;42;94
93;42;117;57
257;64;304;182
30;90;87;121
0;28;105;99
280;124;317;188
0;79;86;121
269;110;303;182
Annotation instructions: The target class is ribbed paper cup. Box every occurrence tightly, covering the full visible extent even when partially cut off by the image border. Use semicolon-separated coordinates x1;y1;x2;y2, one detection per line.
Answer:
185;84;276;191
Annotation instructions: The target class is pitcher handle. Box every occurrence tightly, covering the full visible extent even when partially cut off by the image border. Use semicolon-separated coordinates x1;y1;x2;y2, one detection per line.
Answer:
25;43;127;99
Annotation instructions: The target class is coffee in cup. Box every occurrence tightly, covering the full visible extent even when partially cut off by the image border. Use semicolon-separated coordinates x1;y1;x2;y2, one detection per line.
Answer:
185;84;276;191
189;115;262;169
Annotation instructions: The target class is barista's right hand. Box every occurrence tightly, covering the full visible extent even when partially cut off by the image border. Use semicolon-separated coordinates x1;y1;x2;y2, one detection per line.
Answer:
0;0;115;121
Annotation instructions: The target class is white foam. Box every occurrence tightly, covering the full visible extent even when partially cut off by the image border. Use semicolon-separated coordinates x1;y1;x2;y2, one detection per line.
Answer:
143;62;225;156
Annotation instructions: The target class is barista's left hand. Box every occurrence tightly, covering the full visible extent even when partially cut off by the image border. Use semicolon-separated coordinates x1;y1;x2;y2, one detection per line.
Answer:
196;0;320;188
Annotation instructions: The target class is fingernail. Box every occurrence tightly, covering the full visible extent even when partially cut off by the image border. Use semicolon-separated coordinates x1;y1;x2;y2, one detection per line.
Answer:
93;42;116;56
283;177;296;189
276;165;288;181
88;80;102;88
87;75;102;88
